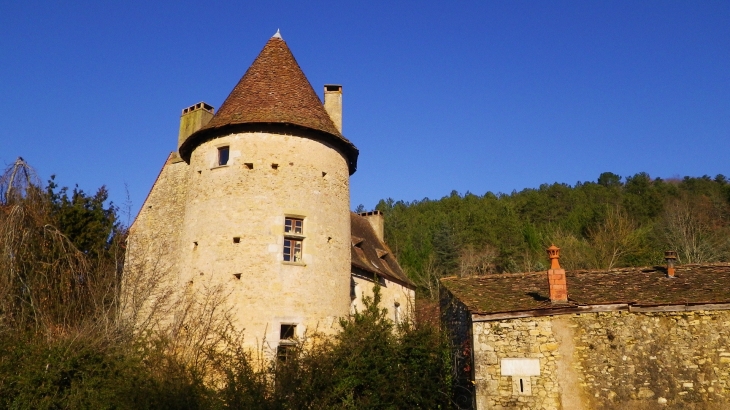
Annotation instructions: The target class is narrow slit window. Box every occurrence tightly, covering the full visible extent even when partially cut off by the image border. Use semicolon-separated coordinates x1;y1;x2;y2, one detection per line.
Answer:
218;146;230;166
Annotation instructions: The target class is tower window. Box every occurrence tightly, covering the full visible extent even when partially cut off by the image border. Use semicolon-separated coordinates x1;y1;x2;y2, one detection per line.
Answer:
283;217;304;262
284;217;303;234
283;238;303;262
218;146;229;166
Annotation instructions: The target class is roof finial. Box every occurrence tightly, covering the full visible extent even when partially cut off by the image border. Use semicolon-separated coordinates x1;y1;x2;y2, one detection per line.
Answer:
272;29;282;39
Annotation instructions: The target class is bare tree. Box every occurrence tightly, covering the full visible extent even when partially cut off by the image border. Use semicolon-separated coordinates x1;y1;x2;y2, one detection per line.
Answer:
458;244;498;276
545;228;593;270
587;206;643;269
410;254;442;300
0;158;119;341
661;196;729;264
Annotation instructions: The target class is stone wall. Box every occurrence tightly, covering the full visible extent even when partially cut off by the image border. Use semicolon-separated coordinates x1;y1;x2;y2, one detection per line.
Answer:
472;317;562;410
123;154;189;325
351;274;414;324
472;310;730;410
179;130;352;352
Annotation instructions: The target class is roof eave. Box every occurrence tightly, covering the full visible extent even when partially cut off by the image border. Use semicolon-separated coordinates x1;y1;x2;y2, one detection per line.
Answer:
179;122;359;174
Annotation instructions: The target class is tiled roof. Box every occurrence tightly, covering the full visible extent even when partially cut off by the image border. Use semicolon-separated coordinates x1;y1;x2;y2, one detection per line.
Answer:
350;212;414;288
179;36;358;172
441;264;730;315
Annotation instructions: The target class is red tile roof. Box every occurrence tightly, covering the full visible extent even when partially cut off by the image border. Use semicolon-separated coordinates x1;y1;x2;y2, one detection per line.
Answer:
441;264;730;316
179;36;358;173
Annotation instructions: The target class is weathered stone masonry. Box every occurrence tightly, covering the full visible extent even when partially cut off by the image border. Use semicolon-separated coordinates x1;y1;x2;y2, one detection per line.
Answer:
469;310;730;410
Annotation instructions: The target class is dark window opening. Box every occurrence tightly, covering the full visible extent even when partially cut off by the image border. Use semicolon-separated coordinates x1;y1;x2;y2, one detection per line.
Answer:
280;324;296;340
233;237;240;244
520;379;524;393
271;163;279;170
244;163;253;169
218;146;229;166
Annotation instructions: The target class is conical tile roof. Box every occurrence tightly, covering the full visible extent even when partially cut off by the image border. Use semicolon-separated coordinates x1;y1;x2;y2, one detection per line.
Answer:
179;34;358;173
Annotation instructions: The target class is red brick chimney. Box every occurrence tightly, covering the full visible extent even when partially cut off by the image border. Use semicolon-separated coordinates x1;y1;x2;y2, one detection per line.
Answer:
664;250;677;278
547;245;567;303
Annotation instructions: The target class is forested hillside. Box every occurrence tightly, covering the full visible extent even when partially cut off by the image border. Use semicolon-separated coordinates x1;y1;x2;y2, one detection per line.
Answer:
371;172;730;298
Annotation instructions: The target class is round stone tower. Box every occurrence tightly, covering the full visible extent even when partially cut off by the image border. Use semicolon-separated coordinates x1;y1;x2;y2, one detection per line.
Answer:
177;33;359;349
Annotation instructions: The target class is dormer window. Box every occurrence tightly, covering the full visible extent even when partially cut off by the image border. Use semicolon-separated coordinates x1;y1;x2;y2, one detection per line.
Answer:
352;236;364;248
218;146;229;166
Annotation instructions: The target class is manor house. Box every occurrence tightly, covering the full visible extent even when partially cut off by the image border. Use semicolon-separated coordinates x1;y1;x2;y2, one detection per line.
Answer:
125;31;414;356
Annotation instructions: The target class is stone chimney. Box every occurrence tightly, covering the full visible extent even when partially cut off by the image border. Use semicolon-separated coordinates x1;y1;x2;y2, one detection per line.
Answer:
547;245;568;303
323;85;342;133
178;102;214;151
359;210;384;242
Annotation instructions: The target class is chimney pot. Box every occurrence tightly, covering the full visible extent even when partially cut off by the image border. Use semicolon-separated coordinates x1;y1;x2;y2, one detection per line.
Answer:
546;244;567;303
324;84;342;133
547;244;561;270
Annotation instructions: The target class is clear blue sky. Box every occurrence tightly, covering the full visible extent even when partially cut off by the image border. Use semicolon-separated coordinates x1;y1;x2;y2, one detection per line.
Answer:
1;1;728;222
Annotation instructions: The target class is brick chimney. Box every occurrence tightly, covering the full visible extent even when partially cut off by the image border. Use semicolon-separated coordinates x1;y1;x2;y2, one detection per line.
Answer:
324;85;342;133
547;245;568;303
178;102;214;151
664;250;678;278
358;210;384;241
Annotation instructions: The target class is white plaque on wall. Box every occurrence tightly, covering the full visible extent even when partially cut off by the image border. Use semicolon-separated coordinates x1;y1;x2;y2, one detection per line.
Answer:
500;358;540;376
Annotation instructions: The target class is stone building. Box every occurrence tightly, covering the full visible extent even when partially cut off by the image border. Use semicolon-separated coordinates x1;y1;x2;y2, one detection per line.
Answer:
441;248;730;409
125;31;414;356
